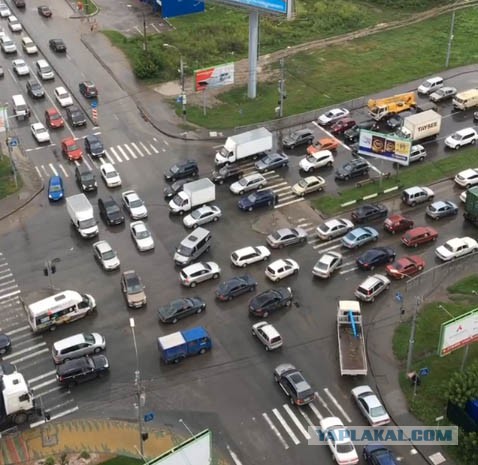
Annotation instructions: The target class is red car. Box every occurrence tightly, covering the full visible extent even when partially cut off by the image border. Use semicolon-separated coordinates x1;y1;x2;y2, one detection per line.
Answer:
383;214;414;234
401;226;438;248
307;137;340;155
62;137;83;161
330;118;356;135
45;108;64;129
386;255;425;279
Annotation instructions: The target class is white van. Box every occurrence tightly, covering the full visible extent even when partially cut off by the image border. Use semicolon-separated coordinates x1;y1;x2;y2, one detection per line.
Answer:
12;94;29;118
52;332;105;364
417;76;443;95
36;59;54;80
453;89;478;111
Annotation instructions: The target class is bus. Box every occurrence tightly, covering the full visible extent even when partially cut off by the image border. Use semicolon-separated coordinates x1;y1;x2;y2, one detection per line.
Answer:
25;290;96;333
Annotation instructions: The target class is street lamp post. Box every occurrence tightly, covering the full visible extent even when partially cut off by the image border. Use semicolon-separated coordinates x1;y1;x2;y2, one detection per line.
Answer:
130;318;145;458
3;105;18;189
163;43;186;120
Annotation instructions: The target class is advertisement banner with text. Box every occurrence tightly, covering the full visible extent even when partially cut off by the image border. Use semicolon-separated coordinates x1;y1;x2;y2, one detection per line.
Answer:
358;129;412;166
195;63;235;92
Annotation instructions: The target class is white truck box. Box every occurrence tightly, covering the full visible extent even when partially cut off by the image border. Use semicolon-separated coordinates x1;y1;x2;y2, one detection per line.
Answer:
66;194;98;238
215;127;273;165
169;178;216;214
398;110;441;141
453;88;478;110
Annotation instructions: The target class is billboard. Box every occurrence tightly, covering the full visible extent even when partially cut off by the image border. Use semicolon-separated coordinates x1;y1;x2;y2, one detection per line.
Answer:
358;129;412;166
0;107;6;133
161;0;205;18
438;308;478;357
195;63;234;92
218;0;288;14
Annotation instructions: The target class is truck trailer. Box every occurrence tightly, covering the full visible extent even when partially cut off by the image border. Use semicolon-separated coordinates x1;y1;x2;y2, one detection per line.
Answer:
464;186;478;226
396;110;442;142
368;92;416;121
214;128;273;166
337;300;367;376
168;178;216;215
66;194;98;238
157;326;212;364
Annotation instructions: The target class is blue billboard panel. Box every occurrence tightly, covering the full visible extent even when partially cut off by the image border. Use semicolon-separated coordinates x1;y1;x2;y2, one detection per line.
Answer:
161;0;205;18
223;0;287;14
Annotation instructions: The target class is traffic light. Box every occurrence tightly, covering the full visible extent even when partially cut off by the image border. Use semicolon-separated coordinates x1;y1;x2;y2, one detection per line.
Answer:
50;264;56;274
141;432;149;442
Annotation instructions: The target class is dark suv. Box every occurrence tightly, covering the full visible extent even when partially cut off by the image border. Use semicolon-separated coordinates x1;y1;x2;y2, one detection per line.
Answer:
98;197;125;226
75;166;97;192
335;159;369;180
84;134;104;157
363;445;399;465
49;39;67;53
215;275;257;301
79;81;98;98
249;287;293;318
26;80;45;99
66;106;87;127
164;160;199;182
282;129;314;149
274;363;314;406
56;355;109;387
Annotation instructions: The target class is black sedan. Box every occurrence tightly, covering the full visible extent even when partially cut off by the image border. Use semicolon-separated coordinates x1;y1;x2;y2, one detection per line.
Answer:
249;287;293;318
163;178;195;200
164;160;198;182
211;165;243;184
38;5;52;17
66;106;87;127
254;152;289;173
215;275;257;301
0;333;12;355
356;247;396;271
237;190;278;211
84;134;105;157
386;114;403;130
351;203;388;223
158;297;206;324
49;39;66;53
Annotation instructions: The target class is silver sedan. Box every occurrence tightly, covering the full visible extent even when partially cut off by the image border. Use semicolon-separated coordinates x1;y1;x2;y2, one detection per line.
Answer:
179;261;221;287
183;205;222;228
266;227;308;249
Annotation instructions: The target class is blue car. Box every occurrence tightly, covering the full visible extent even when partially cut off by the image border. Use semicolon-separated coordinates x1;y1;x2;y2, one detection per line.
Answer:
363;445;399;465
341;226;378;249
48;175;64;201
238;190;278;211
356;247;396;270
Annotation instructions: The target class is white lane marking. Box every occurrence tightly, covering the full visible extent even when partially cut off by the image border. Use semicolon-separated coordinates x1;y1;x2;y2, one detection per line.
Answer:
149;143;159;154
275;197;305;208
309;402;324;421
82;157;92;170
104;150;116;165
5;348;49;364
312;236;343;247
283;404;311;440
58;164;69;178
124;144;137;159
278;194;296;202
47;399;76;412
29;370;57;383
41;165;49;177
273;408;300;445
226;445;243;465
31;378;57;391
297;222;313;228
109;147;122;163
313;243;343;252
0;280;16;288
131;142;144;157
116;145;129;161
262;412;289;450
264;181;288;190
35;166;43;179
323;388;352;423
5;325;30;335
0;285;18;295
33;385;63;397
30;406;79;428
274;186;293;194
3;342;47;360
163;139;169;146
339;266;358;275
0;273;12;281
48;164;58;176
315;392;335;416
299;408;315;427
139;142;151;155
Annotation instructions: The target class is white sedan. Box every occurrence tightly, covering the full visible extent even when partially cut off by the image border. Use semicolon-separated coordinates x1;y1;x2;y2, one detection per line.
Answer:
316;218;354;240
265;258;299;282
30;122;50;143
100;163;122;188
454;168;478;188
435;237;478;262
318;108;350;126
0;4;11;17
230;173;267;195
351;385;390;427
292;176;326;196
130;221;155;252
12;59;29;76
183;205;222;228
312;251;343;278
320;416;359;465
231;245;270;267
121;190;148;219
22;37;38;55
54;86;73;107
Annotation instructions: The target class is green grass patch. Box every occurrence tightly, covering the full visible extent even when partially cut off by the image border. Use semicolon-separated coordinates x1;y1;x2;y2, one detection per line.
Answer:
185;8;478;128
0;156;20;199
311;147;477;216
447;275;478;295
99;457;143;465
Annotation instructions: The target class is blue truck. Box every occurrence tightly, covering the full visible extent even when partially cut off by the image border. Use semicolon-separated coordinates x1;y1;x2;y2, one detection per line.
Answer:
157;326;212;364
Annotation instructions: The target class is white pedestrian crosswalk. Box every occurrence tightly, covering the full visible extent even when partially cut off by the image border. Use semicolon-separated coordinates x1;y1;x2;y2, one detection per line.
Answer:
0;254;79;431
34;139;162;180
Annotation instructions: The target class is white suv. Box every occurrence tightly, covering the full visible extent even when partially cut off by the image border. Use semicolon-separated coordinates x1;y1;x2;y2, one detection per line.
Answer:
445;128;478;150
299;150;334;172
409;145;427;163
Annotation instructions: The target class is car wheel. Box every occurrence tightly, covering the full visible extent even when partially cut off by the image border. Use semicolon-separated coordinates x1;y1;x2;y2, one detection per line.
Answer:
49;325;57;332
212;273;219;279
327;161;333;167
434;216;440;221
263;255;268;261
94;347;102;354
371;296;375;302
262;311;269;318
171;177;176;182
218;179;224;185
418;266;423;271
248;206;253;212
252;330;256;337
242;263;247;268
419;157;425;162
414;243;419;248
370;265;375;271
179;210;184;216
300;237;306;243
389;256;394;263
293;268;298;274
290;145;295;149
265;345;270;351
267;201;272;206
172;318;178;324
373;236;378;241
258;184;264;189
286;299;292;307
193;223;198;229
400;274;406;280
299;192;305;197
196;307;203;314
411;201;417;207
250;286;256;292
391;229;396;235
239;190;244;195
345;175;350;181
454;145;460;150
289;397;295;405
190;281;197;288
227;296;233;301
279;244;284;249
213;216;219;222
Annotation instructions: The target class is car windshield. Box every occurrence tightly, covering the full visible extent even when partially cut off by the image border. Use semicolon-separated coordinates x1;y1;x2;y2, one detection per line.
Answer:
238;177;250;186
84;333;95;344
316;261;328;270
306;155;317;163
344;232;356;241
298;179;308;188
261;156;271;164
451;133;462;141
49;184;62;192
79;218;96;229
50;112;61;120
246;194;257;202
106;171;117;178
126;277;143;293
170;165;179;174
254;292;275;305
325;111;334;118
191;209;204;219
342;164;352;172
136;228;150;239
81;172;94;181
336;442;354;454
68;143;79;151
177;244;193;256
102;249;116;260
90;140;101;149
106;204;120;214
59;92;68;98
129;198;143;208
370;405;387;417
271;232;281;239
443;243;454;252
36;127;47;134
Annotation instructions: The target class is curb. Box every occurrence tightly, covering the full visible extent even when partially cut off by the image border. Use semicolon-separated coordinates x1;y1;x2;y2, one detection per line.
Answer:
0;183;44;222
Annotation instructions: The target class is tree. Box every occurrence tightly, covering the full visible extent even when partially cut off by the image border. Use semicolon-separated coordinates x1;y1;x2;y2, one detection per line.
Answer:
458;431;478;465
447;361;478;408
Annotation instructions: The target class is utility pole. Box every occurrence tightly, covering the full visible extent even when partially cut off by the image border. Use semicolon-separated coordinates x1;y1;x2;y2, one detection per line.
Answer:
277;57;286;118
180;55;186;120
406;296;421;373
142;14;148;53
4;106;18;189
445;9;455;68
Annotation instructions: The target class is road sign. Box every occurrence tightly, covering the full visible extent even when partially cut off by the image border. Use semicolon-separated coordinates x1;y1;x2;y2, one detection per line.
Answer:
144;412;154;422
176;96;182;104
419;367;430;377
90;100;98;109
395;292;403;303
8;137;18;148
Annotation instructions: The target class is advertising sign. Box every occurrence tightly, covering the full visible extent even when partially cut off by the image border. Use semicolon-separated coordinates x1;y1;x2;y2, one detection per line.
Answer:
438;308;478;357
195;63;234;92
358;129;412;166
161;0;205;19
0;107;6;133
218;0;288;14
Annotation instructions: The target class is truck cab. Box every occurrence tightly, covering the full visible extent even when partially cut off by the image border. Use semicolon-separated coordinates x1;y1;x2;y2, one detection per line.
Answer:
1;373;38;425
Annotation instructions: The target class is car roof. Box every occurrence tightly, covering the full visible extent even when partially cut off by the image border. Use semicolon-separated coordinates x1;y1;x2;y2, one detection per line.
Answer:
85;134;99;142
459;168;478;177
94;240;112;253
46;107;59;115
183;262;207;274
268;259;290;270
102;163;115;171
360;274;387;287
31;122;44;129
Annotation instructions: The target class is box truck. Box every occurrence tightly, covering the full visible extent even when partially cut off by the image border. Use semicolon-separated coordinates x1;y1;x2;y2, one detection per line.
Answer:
396;110;442;142
214;128;273;166
158;326;212;364
453;89;478;110
66;194;98;238
169;178;216;215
